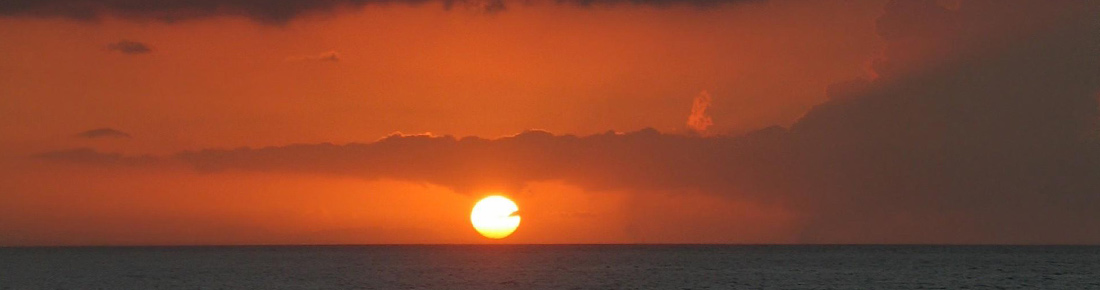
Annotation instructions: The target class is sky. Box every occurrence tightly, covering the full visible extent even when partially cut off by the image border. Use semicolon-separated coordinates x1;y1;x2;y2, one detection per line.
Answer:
0;0;1098;246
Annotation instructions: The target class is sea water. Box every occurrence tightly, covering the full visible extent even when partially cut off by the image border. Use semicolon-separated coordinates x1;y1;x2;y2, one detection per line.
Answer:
1;245;1098;289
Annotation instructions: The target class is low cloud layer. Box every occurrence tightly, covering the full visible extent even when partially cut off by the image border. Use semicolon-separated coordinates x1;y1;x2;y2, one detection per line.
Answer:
35;0;1100;243
0;0;761;25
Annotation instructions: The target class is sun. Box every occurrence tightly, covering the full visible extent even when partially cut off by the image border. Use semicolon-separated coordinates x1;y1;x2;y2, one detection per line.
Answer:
470;195;521;239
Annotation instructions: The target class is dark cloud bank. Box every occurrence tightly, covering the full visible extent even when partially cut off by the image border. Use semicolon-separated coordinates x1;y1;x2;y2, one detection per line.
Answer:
36;0;1100;243
0;0;761;24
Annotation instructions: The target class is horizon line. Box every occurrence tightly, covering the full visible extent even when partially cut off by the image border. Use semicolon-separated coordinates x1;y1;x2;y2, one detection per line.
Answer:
4;243;1099;248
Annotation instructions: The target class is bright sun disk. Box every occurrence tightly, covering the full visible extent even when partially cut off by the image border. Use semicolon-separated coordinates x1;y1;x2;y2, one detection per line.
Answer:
470;195;520;239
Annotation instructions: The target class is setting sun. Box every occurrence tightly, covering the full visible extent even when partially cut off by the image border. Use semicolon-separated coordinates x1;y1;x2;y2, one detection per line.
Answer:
2;0;1097;288
471;196;521;239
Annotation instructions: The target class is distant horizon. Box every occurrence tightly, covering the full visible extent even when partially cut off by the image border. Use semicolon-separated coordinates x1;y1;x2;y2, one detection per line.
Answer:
7;243;1100;248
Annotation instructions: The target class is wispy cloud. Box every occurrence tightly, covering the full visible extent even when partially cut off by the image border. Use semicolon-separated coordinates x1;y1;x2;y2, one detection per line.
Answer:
106;40;151;55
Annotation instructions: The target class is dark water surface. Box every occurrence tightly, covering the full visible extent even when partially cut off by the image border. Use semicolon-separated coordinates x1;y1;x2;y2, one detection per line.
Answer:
1;245;1098;289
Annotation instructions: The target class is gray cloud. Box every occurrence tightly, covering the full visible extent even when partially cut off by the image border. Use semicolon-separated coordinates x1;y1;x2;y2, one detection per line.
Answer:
780;0;1100;243
106;40;151;55
33;0;1100;244
0;0;761;25
75;128;132;138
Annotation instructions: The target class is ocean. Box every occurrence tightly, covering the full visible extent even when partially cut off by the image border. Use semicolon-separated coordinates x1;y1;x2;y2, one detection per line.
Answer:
1;245;1097;289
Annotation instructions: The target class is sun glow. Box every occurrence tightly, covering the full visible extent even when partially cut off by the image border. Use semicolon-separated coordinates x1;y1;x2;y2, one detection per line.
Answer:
470;195;521;239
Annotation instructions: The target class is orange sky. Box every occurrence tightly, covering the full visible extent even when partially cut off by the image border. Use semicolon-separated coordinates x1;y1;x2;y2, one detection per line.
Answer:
0;1;884;153
1;0;1098;246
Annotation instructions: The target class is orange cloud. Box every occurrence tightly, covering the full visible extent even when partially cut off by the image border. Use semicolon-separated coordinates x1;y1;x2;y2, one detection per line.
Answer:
686;90;713;133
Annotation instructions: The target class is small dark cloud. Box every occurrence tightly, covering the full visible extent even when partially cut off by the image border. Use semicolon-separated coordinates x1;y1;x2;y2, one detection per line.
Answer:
443;0;507;13
75;128;132;139
483;0;507;13
287;51;341;62
556;0;760;8
106;40;151;55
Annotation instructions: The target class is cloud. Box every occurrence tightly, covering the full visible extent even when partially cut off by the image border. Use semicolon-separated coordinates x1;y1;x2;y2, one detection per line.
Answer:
686;90;713;133
106;40;151;55
0;0;762;25
286;51;341;62
556;0;758;8
75;128;132;139
37;129;769;194
782;0;1100;243
33;0;1100;244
